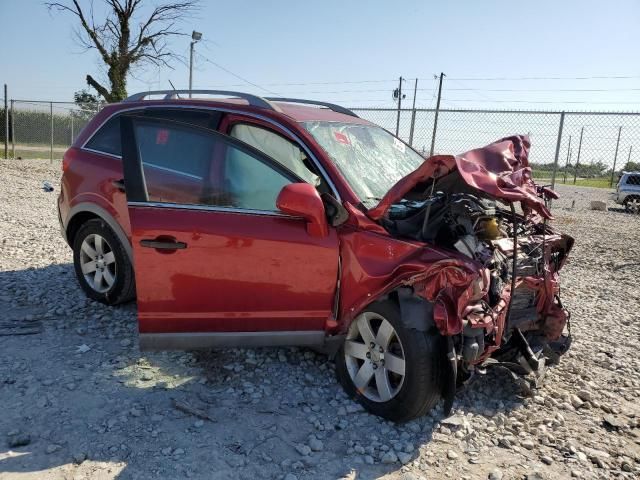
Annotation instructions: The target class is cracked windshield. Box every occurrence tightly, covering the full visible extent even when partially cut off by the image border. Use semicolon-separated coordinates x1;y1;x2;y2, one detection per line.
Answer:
303;121;424;205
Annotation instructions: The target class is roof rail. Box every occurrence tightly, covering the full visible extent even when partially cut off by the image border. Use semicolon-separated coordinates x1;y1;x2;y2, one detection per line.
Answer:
123;90;276;110
265;97;359;118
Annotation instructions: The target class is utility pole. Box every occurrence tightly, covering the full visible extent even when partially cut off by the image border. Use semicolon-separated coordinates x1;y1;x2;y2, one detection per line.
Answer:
429;72;445;157
573;126;584;185
394;76;404;137
188;31;202;98
627;145;633;168
610;126;622;187
408;78;418;146
3;84;7;160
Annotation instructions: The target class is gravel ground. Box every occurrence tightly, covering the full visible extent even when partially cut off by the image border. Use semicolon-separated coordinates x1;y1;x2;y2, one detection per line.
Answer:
0;159;639;480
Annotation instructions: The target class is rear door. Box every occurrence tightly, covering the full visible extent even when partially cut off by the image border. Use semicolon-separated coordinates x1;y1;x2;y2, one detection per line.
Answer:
119;115;339;350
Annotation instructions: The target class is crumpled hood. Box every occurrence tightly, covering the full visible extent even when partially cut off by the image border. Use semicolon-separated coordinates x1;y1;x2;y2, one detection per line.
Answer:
367;135;556;220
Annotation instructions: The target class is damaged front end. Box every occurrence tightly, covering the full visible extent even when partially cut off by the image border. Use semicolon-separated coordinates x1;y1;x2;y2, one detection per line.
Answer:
339;135;574;412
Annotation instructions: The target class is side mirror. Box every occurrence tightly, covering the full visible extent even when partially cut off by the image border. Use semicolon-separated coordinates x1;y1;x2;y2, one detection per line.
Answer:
276;183;329;237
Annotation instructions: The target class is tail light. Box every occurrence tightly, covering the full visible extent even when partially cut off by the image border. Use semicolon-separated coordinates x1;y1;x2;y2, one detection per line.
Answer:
62;152;71;172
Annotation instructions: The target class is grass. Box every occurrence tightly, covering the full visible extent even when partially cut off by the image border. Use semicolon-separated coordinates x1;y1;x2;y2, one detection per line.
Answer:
558;177;613;188
531;170;613;189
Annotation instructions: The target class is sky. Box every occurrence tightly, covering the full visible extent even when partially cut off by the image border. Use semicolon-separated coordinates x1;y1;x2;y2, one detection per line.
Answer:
1;0;640;111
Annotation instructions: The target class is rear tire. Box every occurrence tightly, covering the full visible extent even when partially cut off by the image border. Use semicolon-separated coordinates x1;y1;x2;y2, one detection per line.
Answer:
624;196;640;214
336;299;444;422
72;219;135;305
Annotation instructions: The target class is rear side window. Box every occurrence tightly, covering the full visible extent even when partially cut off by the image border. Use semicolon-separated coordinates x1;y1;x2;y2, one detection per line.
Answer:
84;109;222;157
626;175;640;186
136;123;210;178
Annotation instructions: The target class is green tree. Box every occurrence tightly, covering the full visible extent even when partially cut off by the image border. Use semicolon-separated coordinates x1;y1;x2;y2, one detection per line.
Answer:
73;89;104;119
47;0;199;102
623;161;640;172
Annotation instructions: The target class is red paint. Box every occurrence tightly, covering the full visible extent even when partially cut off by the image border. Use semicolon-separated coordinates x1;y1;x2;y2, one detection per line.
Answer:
128;206;339;333
59;98;572;360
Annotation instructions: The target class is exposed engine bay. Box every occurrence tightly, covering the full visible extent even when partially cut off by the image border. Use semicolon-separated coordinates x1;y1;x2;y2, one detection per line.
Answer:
377;167;573;382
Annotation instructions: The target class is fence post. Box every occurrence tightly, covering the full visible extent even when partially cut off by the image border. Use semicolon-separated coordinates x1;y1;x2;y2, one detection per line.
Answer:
562;135;572;184
610;126;622;187
71;115;74;144
50;102;54;163
550;111;565;192
3;84;7;160
429;72;444;156
408;78;418;146
573;126;584;185
10;100;15;159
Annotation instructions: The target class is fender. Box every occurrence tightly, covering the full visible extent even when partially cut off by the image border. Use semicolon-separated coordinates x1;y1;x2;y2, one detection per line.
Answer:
65;202;133;262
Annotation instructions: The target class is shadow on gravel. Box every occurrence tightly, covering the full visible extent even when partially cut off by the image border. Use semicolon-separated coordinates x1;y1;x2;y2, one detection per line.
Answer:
0;263;532;479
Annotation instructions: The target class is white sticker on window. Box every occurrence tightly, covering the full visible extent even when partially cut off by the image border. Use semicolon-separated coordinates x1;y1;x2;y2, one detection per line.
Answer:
393;137;406;153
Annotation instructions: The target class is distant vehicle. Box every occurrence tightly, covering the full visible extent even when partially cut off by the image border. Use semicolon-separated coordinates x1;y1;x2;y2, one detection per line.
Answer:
57;90;573;421
611;171;640;213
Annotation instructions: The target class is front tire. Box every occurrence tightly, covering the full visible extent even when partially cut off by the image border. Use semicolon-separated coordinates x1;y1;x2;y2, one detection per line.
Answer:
72;219;135;305
336;299;444;422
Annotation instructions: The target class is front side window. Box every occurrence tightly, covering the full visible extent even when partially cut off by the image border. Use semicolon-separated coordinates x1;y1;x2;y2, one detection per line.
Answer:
302;121;424;206
132;119;295;211
230;123;319;186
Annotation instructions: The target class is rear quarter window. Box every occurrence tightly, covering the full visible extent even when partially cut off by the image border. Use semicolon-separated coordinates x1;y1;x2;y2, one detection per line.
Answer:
625;175;640;186
85;117;121;156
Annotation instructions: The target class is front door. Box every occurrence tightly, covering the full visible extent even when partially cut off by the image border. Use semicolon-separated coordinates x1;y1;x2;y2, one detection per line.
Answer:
120;115;339;350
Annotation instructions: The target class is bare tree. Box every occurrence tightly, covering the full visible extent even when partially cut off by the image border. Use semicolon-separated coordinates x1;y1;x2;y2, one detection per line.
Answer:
47;0;199;102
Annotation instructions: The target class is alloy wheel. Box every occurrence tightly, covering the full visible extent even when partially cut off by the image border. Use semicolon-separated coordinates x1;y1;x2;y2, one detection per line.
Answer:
344;311;406;402
79;233;117;293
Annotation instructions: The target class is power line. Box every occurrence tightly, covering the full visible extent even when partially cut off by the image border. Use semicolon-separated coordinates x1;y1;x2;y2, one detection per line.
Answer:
195;79;399;89
441;75;640;81
442;98;640;105
195;52;279;95
435;87;640;92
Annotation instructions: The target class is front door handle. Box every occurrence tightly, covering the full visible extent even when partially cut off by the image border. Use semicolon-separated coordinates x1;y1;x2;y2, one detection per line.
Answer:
112;178;125;192
140;238;187;250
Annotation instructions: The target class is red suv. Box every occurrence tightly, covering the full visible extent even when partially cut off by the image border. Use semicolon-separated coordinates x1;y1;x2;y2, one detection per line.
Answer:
58;90;573;421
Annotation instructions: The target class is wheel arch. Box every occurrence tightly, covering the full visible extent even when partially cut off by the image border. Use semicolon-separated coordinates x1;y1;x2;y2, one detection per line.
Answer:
65;203;132;262
342;287;436;335
389;287;437;332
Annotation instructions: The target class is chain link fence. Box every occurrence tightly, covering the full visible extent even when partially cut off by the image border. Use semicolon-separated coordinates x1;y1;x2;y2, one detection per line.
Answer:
353;107;640;188
2;99;639;189
1;100;102;161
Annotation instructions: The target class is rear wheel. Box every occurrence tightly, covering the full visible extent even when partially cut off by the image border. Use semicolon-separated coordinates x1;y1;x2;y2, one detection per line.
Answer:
336;299;444;422
72;219;135;305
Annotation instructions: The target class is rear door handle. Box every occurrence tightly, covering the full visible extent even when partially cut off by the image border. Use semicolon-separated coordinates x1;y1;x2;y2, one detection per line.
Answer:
112;178;125;192
140;239;187;250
